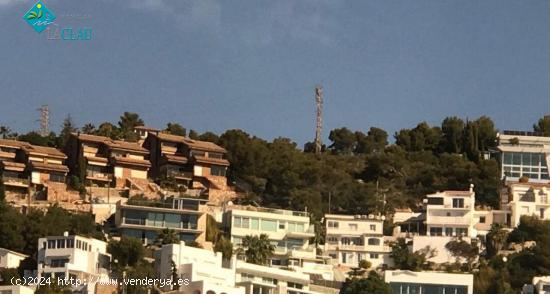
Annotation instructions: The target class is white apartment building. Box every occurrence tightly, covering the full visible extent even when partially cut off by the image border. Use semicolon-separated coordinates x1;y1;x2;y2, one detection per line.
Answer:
235;261;320;294
155;241;245;294
223;206;316;267
324;214;391;269
384;270;473;294
497;131;550;183
0;248;28;269
506;182;550;227
425;187;476;238
37;233;111;294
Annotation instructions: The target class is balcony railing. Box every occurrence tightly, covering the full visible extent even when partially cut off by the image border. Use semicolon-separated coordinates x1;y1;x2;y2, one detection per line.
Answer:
125;199;199;211
2;176;29;185
86;171;113;180
122;217;198;230
428;216;471;225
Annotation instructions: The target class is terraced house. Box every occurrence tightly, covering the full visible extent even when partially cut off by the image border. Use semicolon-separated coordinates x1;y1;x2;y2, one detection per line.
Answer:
0;139;73;203
65;133;151;192
143;132;235;203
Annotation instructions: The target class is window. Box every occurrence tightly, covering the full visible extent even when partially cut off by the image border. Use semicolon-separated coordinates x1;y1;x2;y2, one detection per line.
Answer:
66;238;74;248
367;238;380;245
430;227;443;236
370;224;376;231
241;273;254;281
288;222;296;232
453;198;465;208
261;220;277;232
50;259;68;268
76;240;81;249
262;278;277;285
49;172;65;183
341;237;351;245
211;165;226;177
502;152;549;180
279;222;285;230
56;239;65;249
369;253;379;259
456;228;468;236
287;282;303;289
348;223;358;231
479;216;486;224
328;221;339;228
327;237;338;244
427;197;444;205
250;218;259;230
445;228;453;236
234;216;250;229
47;240;56;249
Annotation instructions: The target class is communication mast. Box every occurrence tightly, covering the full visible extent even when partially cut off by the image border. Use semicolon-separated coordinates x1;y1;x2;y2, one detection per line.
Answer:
314;86;323;154
38;105;50;136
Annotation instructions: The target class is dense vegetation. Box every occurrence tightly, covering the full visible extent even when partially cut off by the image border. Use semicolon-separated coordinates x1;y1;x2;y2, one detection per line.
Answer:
2;113;550;293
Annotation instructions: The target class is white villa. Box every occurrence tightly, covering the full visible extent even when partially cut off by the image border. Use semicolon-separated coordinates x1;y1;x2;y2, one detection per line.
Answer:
0;248;28;269
384;270;473;294
36;233;111;294
323;214;392;269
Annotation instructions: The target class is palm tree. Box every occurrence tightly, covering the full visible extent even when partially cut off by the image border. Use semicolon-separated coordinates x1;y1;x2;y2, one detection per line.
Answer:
241;234;275;265
81;123;96;134
214;236;233;260
486;224;508;257
155;228;179;245
0;126;11;139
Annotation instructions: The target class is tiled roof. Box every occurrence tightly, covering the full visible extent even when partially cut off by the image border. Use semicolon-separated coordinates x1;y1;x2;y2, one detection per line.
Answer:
155;133;226;153
22;145;67;159
0;139;30;149
30;161;69;173
73;133;110;144
193;155;230;166
112;156;151;167
106;140;148;154
163;154;188;164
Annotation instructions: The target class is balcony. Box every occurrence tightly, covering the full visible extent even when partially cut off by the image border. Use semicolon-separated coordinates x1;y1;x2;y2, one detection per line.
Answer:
122;217;199;231
427;216;471;225
325;243;391;252
166;170;193;180
285;226;315;238
2;176;29;187
86;171;113;182
428;204;472;210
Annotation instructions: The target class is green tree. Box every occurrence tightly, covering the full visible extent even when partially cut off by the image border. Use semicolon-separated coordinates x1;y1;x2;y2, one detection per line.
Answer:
108;237;145;267
485;224;508;258
81;123;96;134
0;126;14;139
474;116;497;151
155;228;179;245
198;131;219;143
440;116;465;153
341;271;392;294
390;238;435;271
164;123;186;136
214;236;233;260
328;127;356;154
241;234;274;265
533;115;550;135
355;127;388;154
118;112;144;141
445;238;479;270
95;122;120;139
58;114;77;148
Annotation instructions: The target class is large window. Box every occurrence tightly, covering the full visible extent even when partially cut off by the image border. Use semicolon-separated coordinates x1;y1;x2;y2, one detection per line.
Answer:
234;216;250;229
261;219;277;231
502;152;549;180
49;172;65;183
452;198;464;208
368;238;380;245
210;165;226;177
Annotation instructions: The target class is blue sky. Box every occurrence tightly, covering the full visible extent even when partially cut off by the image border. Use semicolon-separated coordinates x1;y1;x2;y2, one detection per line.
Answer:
1;0;550;145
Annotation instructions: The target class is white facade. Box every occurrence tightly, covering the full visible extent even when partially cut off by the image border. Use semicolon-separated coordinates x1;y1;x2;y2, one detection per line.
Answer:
425;188;476;238
384;270;473;294
0;285;35;294
324;214;391;269
235;261;319;294
532;276;550;294
411;236;477;264
37;234;111;294
506;183;550;227
0;248;28;269
224;206;316;267
497;132;550;183
156;242;245;294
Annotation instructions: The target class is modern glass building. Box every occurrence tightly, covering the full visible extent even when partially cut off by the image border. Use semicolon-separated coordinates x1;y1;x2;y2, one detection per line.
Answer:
498;131;550;182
